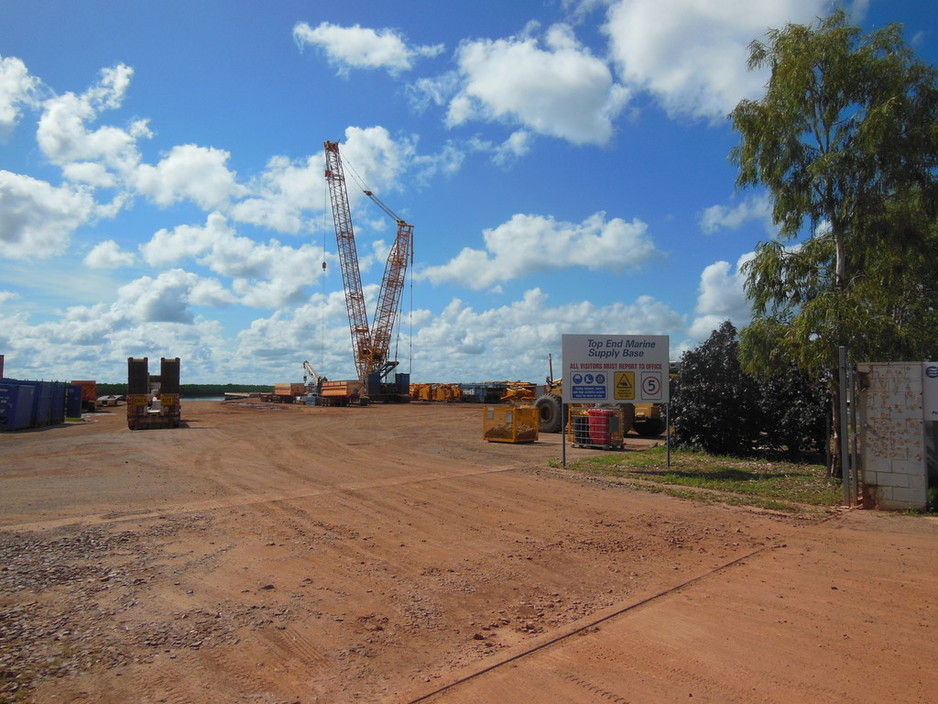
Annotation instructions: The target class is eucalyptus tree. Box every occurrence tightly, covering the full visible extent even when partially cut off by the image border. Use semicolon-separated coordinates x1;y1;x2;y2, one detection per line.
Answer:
730;10;938;475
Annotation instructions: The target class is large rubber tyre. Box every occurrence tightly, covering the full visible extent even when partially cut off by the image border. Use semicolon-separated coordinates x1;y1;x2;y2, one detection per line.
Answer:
634;418;665;437
535;393;562;433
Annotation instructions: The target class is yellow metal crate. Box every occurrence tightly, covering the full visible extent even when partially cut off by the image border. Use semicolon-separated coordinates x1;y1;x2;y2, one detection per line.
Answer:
483;406;539;443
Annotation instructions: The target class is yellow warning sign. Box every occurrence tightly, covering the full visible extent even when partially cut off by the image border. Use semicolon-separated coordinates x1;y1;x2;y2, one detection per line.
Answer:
614;371;635;400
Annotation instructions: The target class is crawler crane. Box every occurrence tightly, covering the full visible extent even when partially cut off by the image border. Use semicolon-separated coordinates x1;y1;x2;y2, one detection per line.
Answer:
323;140;413;403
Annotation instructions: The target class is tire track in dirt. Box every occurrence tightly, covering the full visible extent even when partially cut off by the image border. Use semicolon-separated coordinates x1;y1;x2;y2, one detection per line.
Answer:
0;464;524;532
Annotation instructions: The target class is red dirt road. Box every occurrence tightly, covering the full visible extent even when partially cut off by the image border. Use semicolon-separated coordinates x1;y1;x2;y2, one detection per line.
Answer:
1;401;936;703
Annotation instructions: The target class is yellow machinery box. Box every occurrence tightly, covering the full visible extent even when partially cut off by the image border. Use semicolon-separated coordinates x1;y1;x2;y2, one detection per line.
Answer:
483;406;539;443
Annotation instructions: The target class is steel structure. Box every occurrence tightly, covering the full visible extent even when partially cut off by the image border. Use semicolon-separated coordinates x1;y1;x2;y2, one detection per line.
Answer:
323;140;414;385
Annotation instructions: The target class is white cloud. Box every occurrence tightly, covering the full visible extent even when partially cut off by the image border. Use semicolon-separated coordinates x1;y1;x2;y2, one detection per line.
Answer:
135;144;246;210
114;269;236;324
294;21;443;76
84;239;135;268
421;211;659;290
338;126;415;196
688;252;754;340
447;23;630;145
141;212;234;267
229;154;323;233
700;192;774;235
0;55;40;138
411;288;685;381
604;0;828;120
493;130;533;166
37;64;150;174
0;170;96;259
407;72;461;112
141;212;327;309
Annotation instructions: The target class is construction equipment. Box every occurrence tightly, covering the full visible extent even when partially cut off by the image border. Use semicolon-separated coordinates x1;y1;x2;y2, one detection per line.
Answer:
126;357;181;430
273;383;306;403
534;355;642;436
324;140;413;403
303;360;323;390
319;379;368;406
534;354;566;433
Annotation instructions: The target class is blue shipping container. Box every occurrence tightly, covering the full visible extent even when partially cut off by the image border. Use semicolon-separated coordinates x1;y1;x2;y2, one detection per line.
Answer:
0;382;37;431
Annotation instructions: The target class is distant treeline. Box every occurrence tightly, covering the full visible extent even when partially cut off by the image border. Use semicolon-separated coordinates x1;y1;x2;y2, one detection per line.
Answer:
96;383;272;397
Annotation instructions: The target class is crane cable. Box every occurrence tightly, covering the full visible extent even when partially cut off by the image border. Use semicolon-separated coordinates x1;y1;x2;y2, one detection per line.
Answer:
319;168;332;372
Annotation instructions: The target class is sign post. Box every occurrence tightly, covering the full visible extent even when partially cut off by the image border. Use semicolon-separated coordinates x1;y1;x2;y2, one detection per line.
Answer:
561;334;670;405
561;334;670;464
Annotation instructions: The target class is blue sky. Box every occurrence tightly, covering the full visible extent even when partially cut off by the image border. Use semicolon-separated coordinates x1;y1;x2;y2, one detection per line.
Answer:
1;0;935;384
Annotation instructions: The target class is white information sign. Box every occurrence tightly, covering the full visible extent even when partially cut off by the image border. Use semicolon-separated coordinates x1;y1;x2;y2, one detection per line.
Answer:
925;361;938;421
562;334;669;405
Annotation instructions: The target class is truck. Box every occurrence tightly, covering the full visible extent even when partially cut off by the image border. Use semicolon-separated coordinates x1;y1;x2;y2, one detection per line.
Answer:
318;379;369;407
126;357;182;430
273;383;307;403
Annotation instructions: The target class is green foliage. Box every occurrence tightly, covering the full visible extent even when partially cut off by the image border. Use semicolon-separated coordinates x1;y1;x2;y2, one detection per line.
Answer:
757;363;830;460
731;10;938;377
564;445;840;515
673;321;829;460
671;321;762;456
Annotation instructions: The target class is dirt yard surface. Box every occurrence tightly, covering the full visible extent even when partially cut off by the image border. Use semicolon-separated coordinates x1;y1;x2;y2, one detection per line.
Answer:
1;401;936;703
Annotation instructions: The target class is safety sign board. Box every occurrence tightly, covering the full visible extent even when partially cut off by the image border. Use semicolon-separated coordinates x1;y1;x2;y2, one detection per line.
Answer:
562;334;669;405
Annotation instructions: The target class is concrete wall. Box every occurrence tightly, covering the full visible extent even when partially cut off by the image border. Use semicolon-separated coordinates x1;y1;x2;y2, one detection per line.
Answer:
857;363;927;510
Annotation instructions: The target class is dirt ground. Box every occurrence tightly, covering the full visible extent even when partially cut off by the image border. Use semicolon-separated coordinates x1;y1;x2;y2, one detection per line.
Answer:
1;400;936;703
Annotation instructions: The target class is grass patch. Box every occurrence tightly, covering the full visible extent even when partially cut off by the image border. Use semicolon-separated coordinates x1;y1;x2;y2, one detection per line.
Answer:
561;445;841;515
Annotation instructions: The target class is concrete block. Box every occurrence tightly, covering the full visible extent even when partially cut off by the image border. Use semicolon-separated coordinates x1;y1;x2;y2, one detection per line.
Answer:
890;486;927;507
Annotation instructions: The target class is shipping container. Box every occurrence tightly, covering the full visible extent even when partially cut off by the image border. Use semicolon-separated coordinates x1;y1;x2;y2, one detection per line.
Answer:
0;382;36;431
71;380;97;410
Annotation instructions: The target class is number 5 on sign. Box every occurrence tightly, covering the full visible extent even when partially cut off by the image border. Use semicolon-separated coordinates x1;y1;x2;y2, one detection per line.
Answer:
641;373;662;399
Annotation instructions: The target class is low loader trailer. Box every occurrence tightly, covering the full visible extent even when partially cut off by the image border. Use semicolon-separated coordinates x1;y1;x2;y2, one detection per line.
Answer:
126;357;182;430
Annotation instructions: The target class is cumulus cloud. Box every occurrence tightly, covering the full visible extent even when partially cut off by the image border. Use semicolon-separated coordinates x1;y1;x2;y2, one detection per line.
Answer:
141;212;326;309
411;287;685;380
114;269;236;324
688;252;754;340
0;170;96;259
229;154;323;233
37;64;150;174
294;21;443;76
420;211;659;290
135;144;246;210
84;239;136;268
604;0;828;119
142;212;235;267
447;23;630;145
700;192;774;235
0;55;40;138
